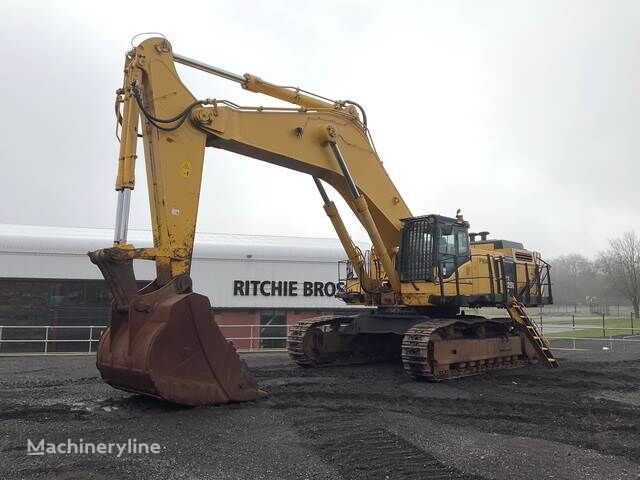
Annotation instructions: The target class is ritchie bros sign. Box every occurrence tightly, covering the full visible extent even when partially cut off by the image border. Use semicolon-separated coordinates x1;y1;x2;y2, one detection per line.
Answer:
233;280;345;297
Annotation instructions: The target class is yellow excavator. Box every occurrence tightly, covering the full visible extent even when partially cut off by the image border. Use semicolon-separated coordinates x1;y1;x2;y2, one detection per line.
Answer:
89;37;557;406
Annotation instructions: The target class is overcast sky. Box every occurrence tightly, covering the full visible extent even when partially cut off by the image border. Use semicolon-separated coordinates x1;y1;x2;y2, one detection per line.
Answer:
1;0;638;259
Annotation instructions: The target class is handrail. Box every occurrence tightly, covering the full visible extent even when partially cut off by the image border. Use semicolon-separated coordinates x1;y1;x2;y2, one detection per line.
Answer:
0;324;294;355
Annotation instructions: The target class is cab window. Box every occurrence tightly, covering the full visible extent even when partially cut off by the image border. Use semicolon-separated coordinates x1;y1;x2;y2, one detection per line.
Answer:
438;226;456;277
439;226;470;278
457;230;469;256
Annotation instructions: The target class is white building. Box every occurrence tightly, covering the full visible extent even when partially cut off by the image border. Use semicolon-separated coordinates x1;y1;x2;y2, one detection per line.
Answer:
0;224;366;350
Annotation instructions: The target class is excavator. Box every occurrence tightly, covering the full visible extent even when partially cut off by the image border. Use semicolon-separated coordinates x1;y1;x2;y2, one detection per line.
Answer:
88;36;557;406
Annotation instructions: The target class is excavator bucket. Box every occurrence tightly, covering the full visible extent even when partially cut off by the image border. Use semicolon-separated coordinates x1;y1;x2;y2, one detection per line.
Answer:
89;248;265;406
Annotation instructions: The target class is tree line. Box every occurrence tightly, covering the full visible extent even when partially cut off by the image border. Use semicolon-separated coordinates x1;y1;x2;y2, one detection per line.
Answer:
549;231;640;317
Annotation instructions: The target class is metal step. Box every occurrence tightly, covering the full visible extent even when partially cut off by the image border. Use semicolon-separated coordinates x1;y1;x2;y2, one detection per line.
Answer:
506;297;558;369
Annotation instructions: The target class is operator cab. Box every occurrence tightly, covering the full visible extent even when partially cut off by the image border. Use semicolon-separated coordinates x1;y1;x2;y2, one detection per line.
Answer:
397;214;470;281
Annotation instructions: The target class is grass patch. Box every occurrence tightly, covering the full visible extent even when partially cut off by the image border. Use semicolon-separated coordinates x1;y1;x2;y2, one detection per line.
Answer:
544;317;638;338
541;316;633;326
546;328;635;338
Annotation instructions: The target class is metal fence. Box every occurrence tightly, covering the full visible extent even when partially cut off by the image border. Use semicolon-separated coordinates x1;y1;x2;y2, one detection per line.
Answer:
531;313;638;336
0;325;105;354
534;303;636;317
547;335;640;353
0;324;291;355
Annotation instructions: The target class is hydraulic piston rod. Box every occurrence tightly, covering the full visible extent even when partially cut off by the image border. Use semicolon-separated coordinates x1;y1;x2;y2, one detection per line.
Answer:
173;53;245;83
114;188;132;243
325;139;401;292
313;177;372;291
173;52;333;109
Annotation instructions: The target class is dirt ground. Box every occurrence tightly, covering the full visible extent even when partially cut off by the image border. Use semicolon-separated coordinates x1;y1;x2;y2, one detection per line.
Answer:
0;348;639;480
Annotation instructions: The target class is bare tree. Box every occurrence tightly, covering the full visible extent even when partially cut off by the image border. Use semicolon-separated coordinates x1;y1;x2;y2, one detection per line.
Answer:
549;254;596;304
598;231;640;317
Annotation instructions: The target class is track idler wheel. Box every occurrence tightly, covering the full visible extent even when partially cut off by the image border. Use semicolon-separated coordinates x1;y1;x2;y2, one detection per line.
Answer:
97;288;265;406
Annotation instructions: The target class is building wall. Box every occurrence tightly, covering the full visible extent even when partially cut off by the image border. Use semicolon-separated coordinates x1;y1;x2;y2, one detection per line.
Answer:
0;225;368;351
0;242;352;311
190;257;347;309
0;253;350;309
213;309;364;351
213;310;261;350
0;277;362;352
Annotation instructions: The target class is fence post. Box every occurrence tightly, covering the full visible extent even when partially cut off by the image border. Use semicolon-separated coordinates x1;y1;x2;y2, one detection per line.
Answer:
285;321;290;350
88;327;93;353
632;312;635;336
602;313;606;338
44;326;50;354
572;315;575;330
250;324;254;351
539;315;543;333
0;326;3;353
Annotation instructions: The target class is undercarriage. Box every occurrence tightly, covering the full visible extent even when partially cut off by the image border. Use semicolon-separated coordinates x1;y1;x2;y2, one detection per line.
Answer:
287;308;553;380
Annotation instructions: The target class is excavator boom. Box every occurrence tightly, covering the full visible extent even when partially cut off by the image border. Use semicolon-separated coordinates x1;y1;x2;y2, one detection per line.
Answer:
111;38;411;291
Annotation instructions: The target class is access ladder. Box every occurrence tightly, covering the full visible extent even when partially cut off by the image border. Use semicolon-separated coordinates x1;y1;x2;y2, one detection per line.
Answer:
506;297;558;369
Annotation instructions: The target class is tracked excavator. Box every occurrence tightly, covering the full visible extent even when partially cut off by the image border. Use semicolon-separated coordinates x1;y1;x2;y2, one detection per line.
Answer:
89;37;557;406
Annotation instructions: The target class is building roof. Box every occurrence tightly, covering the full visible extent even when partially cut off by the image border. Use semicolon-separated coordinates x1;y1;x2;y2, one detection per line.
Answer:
0;224;362;263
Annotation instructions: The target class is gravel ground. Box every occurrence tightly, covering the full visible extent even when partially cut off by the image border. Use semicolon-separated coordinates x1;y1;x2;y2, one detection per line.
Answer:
1;348;639;480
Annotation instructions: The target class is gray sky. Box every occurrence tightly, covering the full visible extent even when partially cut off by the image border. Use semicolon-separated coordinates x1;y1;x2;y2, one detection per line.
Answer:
1;0;638;258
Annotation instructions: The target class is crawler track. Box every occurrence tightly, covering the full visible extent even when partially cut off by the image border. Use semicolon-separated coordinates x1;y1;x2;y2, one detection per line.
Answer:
287;316;343;367
401;319;531;380
290;315;540;380
287;315;400;367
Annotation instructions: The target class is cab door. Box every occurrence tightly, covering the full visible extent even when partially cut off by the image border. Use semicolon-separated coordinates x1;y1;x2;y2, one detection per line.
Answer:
437;223;471;279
